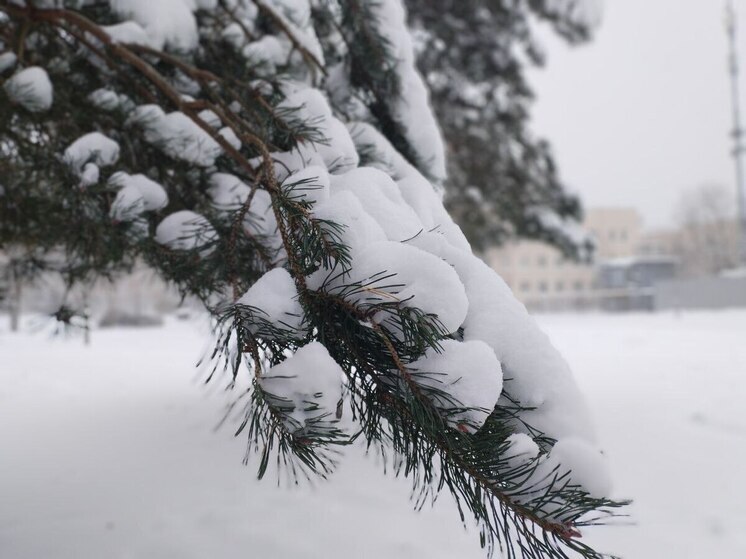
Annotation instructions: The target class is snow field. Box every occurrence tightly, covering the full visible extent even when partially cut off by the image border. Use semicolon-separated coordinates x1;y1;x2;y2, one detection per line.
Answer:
0;317;484;559
541;311;746;558
1;310;745;558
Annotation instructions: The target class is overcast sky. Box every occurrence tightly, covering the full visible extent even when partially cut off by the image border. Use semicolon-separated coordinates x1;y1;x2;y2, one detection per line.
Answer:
528;0;744;229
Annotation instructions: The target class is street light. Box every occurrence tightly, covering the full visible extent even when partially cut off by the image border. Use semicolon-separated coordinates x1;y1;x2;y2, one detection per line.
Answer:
725;0;746;265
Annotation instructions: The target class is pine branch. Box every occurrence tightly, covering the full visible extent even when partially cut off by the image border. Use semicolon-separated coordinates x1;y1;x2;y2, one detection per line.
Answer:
1;4;627;558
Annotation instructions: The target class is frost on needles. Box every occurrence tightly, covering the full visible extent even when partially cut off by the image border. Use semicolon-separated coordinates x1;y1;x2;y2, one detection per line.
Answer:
0;1;627;557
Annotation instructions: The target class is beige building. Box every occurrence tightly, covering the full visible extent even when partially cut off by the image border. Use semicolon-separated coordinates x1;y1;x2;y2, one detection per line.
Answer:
584;208;643;259
637;229;681;257
485;208;643;310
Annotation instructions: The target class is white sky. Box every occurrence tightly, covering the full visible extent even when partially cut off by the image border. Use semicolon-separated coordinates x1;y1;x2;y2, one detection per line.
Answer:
528;0;745;229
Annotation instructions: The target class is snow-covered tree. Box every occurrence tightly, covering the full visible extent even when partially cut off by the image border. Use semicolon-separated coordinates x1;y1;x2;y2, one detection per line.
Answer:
0;1;624;557
405;0;599;256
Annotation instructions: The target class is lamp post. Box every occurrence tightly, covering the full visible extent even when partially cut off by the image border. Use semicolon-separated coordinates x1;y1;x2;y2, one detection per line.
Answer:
726;0;746;265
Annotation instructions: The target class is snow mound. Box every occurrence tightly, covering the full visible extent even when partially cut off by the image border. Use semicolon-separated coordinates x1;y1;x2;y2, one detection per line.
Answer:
127;105;223;167
4;66;53;112
101;20;152;46
155;211;218;252
284;165;330;206
408;232;596;444
366;0;446;182
237;268;304;334
63;132;120;175
504;433;541;466
311;191;387;253
109;172;168;220
259;341;344;432
208;173;252;211
313;240;468;336
110;0;201;51
408;339;503;431
0;52;17;73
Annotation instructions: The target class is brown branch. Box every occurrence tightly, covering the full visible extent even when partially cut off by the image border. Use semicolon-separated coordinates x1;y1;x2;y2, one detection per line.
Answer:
228;177;263;300
241;333;264;380
15;17;30;63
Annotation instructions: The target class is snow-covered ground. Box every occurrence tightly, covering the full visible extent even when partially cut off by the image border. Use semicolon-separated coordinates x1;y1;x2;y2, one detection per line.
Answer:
1;310;745;558
543;311;746;558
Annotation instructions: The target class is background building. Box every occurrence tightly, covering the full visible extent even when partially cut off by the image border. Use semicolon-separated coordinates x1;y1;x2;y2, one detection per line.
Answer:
487;206;745;312
584;208;644;259
485;207;646;310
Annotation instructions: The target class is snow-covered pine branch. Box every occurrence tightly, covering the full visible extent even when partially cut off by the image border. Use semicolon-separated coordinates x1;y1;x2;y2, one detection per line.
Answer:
0;1;625;557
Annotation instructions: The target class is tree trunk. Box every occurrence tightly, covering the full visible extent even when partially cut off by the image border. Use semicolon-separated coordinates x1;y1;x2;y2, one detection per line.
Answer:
9;274;21;332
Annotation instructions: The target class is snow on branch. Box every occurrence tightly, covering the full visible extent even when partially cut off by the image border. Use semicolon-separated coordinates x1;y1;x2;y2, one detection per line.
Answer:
0;1;626;557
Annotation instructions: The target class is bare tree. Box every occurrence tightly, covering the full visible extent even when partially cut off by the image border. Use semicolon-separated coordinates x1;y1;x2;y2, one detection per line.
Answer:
674;184;740;277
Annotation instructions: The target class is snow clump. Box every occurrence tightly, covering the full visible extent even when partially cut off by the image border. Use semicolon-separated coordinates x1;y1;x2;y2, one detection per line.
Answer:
127;105;223;167
63;133;120;176
258;342;344;433
237;267;304;335
408;339;503;431
3;66;53;112
109;172;168;221
0;52;18;73
155;211;218;252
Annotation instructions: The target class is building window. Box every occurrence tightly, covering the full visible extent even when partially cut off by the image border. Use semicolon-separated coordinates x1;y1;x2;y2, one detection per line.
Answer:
573;281;585;292
555;281;564;292
520;256;530;267
538;281;548;293
520;282;531;292
608;230;617;241
537;256;547;267
620;230;628;241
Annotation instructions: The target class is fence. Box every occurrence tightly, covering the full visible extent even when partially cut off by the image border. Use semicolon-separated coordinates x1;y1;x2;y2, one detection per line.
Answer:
654;277;746;310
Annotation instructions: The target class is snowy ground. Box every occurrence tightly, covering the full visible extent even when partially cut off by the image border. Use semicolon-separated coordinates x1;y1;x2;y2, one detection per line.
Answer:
1;310;745;558
543;311;746;558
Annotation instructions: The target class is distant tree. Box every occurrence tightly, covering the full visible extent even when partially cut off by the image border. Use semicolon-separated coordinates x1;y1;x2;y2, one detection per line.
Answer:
404;0;600;257
674;184;740;276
